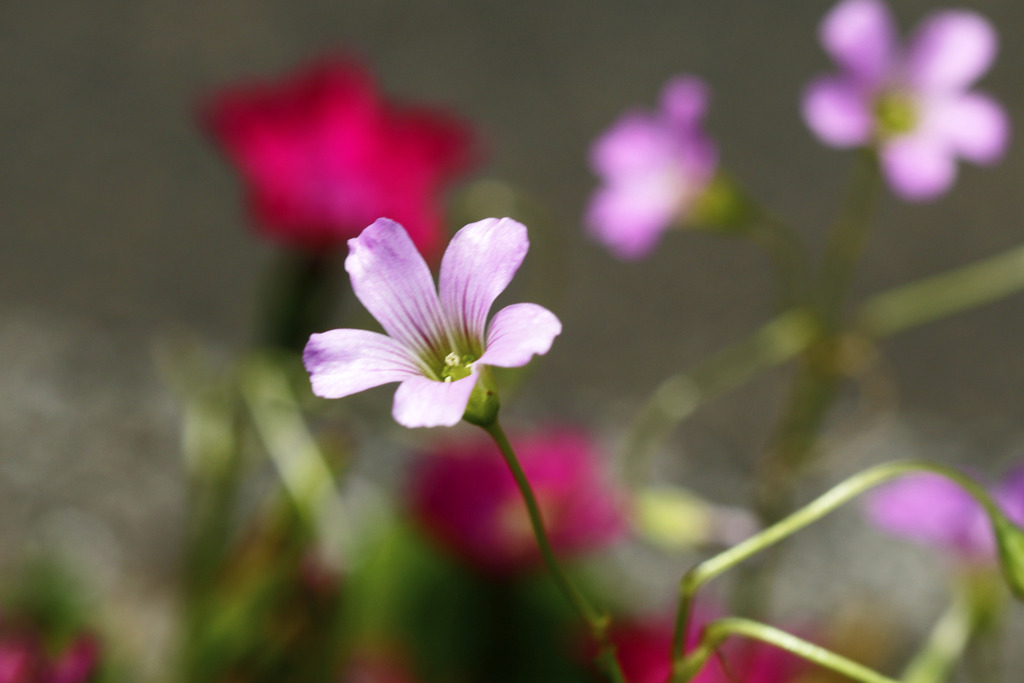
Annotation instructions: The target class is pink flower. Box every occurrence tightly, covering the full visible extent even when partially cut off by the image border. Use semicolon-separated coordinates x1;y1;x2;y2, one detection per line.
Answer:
304;218;561;428
0;629;98;683
803;0;1009;200
864;466;1024;561
586;76;717;259
203;58;478;256
408;429;625;574
608;615;807;683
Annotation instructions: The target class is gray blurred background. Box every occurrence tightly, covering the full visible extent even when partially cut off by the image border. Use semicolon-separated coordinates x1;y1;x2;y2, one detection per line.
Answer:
2;0;1024;674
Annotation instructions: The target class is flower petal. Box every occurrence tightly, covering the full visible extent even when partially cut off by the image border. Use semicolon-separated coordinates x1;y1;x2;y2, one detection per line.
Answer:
590;114;677;178
392;374;478;428
906;10;997;91
439;218;529;353
304;328;421;398
478;303;562;368
585;172;686;260
346;218;449;360
881;136;957;201
928;92;1009;164
801;76;874;147
820;0;896;85
864;473;992;556
660;75;709;128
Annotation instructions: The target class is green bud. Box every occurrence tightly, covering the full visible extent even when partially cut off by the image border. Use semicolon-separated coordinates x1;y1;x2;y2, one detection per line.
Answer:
992;514;1024;601
461;367;500;427
689;172;757;233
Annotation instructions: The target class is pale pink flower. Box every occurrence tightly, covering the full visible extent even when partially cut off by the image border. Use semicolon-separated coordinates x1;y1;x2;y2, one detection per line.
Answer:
304;218;561;428
803;0;1008;200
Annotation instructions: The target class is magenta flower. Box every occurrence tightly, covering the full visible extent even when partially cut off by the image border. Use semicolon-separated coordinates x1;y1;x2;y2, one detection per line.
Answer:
304;217;561;428
586;76;718;259
865;467;1024;561
408;429;625;574
202;58;478;257
607;615;807;683
803;0;1009;200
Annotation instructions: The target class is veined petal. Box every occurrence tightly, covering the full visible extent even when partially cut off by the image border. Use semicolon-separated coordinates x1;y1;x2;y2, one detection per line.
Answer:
346;218;449;360
907;10;997;91
929;92;1009;164
478;303;561;368
439;218;529;353
304;329;421;398
393;373;478;428
801;76;873;147
820;0;896;86
881;136;956;201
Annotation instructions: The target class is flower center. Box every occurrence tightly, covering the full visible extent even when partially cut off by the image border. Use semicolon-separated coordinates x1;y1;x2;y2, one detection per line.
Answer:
441;351;475;383
874;91;918;137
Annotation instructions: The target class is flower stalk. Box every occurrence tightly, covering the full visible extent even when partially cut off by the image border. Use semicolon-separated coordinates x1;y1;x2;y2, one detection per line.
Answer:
672;460;1024;668
480;418;626;683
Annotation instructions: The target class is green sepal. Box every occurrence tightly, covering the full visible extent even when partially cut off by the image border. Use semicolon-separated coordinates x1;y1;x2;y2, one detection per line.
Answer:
992;514;1024;601
461;367;500;427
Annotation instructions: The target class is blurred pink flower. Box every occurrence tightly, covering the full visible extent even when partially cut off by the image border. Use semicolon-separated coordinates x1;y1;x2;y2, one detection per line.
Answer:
0;629;98;683
409;429;626;574
304;218;561;428
864;466;1024;561
803;0;1008;200
203;57;478;256
609;615;807;683
586;76;717;259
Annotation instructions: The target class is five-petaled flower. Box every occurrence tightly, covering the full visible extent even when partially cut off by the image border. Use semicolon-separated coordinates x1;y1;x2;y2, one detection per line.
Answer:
408;428;625;574
865;466;1024;562
202;58;477;257
803;0;1009;200
304;217;561;428
585;75;718;260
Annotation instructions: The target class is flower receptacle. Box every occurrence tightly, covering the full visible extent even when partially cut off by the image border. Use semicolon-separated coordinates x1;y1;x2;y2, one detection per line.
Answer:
461;368;500;427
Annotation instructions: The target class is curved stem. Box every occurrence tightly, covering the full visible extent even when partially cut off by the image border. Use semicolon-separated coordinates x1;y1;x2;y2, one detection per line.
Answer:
671;617;899;683
480;419;626;683
745;210;813;311
672;460;1021;663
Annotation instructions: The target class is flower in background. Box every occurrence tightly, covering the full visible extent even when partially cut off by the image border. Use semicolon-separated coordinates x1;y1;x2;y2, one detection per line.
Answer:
864;466;1024;562
586;76;717;259
0;626;98;683
304;218;561;428
803;0;1008;200
408;429;625;574
608;615;807;683
202;58;478;257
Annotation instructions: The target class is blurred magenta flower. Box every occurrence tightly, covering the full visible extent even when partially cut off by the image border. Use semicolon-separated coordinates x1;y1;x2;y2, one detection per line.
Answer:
304;217;561;428
409;429;626;574
803;0;1008;200
0;629;98;683
865;467;1024;561
609;615;807;683
203;58;478;257
586;76;717;259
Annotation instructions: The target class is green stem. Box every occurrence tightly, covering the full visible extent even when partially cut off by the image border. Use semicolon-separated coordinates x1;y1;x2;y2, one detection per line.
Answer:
672;617;899;683
672;460;1021;663
744;211;812;311
858;240;1024;337
480;419;626;683
819;148;881;327
620;309;818;485
902;588;973;683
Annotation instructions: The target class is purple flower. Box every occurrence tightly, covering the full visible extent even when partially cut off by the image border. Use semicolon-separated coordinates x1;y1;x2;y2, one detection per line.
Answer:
865;466;1024;561
586;76;717;259
304;217;562;428
803;0;1009;200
